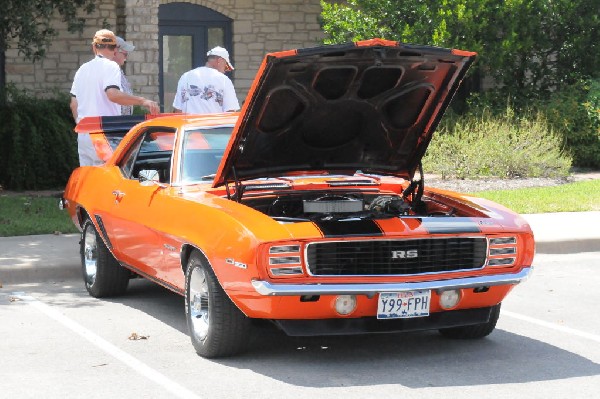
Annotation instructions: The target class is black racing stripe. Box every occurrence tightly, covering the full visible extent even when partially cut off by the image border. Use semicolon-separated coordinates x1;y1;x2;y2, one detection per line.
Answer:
314;219;383;238
99;115;146;132
418;218;481;234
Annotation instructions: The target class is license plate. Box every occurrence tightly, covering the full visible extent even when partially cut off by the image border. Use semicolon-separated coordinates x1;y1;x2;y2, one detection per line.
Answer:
377;290;431;319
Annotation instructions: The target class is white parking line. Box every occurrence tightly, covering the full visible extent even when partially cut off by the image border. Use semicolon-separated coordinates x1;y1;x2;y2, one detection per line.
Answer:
12;292;202;399
503;310;600;343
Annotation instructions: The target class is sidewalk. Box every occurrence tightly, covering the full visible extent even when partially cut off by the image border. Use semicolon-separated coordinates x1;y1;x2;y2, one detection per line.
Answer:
0;233;80;284
0;212;598;284
522;211;600;254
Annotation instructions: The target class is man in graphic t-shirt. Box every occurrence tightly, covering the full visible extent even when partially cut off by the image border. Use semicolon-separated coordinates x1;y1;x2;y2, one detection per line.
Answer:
172;46;240;114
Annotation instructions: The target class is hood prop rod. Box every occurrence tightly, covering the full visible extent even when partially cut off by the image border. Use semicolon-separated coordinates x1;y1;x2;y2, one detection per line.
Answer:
226;166;244;203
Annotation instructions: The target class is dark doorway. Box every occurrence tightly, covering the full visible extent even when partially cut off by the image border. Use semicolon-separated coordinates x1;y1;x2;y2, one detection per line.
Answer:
159;3;232;112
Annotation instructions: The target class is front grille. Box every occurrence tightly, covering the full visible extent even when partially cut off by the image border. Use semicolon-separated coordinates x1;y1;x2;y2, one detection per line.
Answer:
305;238;487;276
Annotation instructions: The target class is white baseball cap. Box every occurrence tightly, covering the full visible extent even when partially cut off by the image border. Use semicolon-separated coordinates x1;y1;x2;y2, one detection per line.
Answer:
207;46;234;70
116;36;135;52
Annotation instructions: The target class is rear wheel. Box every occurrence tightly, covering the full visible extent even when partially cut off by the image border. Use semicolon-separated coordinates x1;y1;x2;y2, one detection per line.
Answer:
438;304;501;339
185;251;251;358
80;218;129;298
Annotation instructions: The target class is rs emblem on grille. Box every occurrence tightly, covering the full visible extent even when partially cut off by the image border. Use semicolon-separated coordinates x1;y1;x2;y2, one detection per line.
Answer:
391;250;419;259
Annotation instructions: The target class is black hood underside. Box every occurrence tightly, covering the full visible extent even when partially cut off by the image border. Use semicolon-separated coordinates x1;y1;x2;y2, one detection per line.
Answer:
215;40;476;186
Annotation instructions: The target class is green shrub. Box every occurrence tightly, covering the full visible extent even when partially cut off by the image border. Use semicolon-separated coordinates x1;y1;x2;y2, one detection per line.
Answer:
0;86;78;190
423;107;572;179
541;79;600;168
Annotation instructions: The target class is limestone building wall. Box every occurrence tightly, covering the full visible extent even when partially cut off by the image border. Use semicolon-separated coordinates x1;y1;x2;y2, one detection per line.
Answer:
5;0;325;103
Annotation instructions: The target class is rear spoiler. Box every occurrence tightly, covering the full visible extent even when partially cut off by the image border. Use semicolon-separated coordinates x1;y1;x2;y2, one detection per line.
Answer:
75;114;177;162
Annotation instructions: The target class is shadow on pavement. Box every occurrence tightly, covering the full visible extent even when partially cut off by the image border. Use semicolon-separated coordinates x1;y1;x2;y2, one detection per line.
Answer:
89;278;600;389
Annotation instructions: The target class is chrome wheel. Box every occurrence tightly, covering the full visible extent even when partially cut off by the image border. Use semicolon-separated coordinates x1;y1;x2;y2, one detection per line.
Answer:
82;223;98;286
189;266;210;342
185;252;250;357
79;218;129;298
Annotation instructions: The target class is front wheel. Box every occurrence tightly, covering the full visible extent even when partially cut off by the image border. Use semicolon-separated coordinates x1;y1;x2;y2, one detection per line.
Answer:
185;252;251;358
438;304;501;339
80;218;129;298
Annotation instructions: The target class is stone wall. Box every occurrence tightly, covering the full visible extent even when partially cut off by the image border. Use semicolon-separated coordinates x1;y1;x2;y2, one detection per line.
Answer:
5;0;119;96
4;0;324;103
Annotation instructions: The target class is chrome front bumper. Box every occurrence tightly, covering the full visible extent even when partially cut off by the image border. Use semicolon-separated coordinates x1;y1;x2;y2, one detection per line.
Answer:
252;267;532;296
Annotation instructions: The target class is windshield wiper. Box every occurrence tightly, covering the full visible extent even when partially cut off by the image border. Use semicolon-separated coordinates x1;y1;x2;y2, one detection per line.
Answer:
200;174;216;181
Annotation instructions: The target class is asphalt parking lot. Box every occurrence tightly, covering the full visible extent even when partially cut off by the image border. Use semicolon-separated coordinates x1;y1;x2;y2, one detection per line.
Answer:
1;231;599;398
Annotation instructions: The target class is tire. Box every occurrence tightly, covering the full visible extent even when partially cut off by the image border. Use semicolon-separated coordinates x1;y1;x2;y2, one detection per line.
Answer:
185;251;251;358
80;218;129;298
438;304;501;339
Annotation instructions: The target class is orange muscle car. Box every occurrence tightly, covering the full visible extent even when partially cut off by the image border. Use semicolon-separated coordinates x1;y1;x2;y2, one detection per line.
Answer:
62;39;534;358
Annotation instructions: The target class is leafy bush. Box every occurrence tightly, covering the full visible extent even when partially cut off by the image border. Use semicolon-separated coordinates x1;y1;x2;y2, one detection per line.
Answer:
452;81;600;169
423;107;572;179
540;79;600;168
0;85;78;190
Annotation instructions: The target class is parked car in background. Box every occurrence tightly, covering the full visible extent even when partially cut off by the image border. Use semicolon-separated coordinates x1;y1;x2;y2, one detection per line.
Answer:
61;39;534;358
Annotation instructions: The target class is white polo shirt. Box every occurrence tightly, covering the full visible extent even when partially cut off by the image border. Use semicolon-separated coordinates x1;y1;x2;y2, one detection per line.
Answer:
70;56;122;165
71;55;122;122
173;66;240;114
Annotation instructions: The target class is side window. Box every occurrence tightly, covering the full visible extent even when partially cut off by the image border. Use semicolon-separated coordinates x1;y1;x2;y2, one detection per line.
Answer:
181;126;233;182
119;128;176;182
120;135;144;178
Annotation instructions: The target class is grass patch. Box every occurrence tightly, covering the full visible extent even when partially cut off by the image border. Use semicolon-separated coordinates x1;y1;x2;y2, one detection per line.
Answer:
0;180;597;237
0;195;79;237
472;180;600;214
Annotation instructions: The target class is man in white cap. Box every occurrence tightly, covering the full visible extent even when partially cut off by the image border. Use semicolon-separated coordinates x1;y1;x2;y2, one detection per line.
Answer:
115;36;135;115
173;46;240;114
70;29;160;166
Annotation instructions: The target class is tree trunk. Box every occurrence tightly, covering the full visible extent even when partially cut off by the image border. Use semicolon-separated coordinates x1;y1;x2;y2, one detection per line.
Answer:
0;50;5;104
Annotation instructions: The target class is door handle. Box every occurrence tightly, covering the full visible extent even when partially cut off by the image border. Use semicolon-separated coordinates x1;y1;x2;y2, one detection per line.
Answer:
112;190;125;203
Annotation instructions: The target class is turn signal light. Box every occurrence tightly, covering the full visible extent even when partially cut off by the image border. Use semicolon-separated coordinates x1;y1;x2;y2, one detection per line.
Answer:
439;289;461;309
334;295;357;315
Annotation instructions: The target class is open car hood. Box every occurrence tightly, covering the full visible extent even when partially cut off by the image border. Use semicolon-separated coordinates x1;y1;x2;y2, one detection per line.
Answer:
214;39;476;187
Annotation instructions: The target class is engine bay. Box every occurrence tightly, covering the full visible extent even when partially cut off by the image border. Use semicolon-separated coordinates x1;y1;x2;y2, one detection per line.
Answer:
242;190;457;223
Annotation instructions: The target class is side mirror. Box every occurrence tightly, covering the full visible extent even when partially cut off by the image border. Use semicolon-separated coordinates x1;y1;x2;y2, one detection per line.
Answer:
138;169;160;186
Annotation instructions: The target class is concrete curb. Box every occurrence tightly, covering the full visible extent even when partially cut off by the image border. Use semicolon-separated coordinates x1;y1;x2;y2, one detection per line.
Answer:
0;234;80;285
534;238;600;255
523;212;600;255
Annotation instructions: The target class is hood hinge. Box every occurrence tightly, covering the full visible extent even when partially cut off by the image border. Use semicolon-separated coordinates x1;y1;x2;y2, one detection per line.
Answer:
225;166;245;202
402;162;426;213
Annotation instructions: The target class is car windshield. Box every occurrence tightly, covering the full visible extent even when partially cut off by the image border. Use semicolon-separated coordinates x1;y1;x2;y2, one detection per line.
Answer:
180;125;234;183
